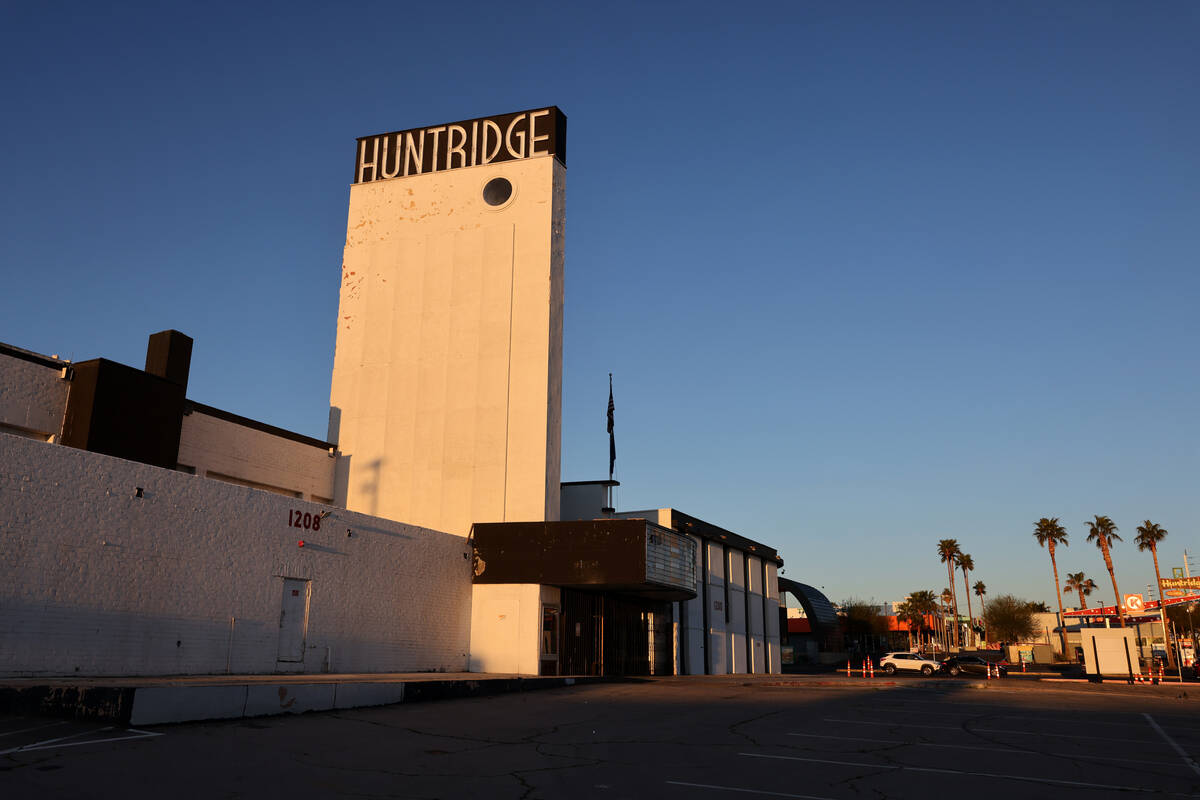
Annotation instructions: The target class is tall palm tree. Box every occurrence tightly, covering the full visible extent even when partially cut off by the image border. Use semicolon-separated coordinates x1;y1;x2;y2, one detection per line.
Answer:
958;553;975;647
937;539;962;648
1033;518;1070;656
1086;515;1125;627
1136;520;1172;666
973;581;987;642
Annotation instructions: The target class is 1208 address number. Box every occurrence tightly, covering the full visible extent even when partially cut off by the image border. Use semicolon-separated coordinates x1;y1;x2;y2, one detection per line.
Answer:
288;510;320;531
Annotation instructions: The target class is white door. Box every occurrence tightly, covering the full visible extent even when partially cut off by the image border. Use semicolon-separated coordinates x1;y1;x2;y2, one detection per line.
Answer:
277;579;310;662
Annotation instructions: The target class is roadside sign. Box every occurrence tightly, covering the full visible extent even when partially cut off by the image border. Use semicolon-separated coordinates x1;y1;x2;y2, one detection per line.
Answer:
1124;593;1145;612
1162;577;1200;591
1064;593;1200;617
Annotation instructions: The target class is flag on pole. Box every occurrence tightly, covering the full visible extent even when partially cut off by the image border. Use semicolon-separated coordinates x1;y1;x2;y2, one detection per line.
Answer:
607;373;616;480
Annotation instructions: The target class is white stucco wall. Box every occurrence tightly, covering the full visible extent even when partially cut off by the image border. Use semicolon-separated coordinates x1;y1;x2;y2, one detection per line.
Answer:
727;549;748;674
765;561;781;674
705;541;728;674
468;583;555;674
330;155;564;536
0;433;472;677
177;410;336;502
747;555;765;673
0;352;69;439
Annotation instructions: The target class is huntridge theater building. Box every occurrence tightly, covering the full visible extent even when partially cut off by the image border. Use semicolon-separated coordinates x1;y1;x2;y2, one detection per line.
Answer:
0;107;783;679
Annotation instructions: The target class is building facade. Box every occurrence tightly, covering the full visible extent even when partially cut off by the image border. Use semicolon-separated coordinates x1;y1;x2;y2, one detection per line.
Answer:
1;106;785;678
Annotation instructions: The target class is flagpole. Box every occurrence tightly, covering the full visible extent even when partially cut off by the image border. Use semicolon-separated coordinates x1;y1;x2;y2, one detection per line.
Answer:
604;373;616;514
607;373;615;482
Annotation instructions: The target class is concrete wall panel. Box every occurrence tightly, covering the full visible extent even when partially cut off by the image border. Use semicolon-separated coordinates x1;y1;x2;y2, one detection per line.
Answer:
468;583;542;674
330;155;563;535
178;411;335;501
0;354;68;439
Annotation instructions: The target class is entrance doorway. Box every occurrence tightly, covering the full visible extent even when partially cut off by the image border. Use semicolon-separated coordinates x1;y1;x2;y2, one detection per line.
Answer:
559;589;673;676
277;578;310;663
539;605;560;676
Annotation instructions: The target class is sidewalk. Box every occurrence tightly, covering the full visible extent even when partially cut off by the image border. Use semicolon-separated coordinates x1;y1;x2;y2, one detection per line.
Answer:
0;672;612;726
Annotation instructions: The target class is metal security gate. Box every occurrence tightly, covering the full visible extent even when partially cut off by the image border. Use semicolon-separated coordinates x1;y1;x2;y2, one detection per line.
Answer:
559;589;673;676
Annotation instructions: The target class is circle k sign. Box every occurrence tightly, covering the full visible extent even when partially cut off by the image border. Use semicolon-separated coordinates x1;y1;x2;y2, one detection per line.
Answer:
1124;593;1145;612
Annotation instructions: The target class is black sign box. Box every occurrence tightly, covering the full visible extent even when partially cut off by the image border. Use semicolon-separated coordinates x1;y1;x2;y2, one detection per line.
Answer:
354;106;566;184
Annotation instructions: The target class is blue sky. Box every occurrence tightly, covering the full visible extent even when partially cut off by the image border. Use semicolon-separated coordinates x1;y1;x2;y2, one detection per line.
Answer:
2;1;1196;610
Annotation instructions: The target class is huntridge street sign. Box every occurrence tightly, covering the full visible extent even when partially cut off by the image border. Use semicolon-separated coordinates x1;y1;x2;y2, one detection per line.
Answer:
1161;577;1200;591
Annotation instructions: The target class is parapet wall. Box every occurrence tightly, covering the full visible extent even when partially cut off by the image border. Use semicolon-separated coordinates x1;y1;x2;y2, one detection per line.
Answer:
0;433;472;677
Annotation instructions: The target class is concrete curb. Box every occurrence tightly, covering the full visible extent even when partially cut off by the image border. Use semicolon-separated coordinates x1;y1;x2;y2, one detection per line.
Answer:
0;676;607;725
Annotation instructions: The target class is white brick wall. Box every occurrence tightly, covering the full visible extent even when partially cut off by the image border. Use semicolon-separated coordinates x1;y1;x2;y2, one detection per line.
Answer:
0;433;472;677
0;353;68;439
177;410;336;501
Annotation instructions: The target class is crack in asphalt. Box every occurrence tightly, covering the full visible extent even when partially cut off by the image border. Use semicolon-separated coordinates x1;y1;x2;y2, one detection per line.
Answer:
729;708;787;748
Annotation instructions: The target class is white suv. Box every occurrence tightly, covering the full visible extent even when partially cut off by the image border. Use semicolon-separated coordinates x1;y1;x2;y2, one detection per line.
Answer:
879;652;942;676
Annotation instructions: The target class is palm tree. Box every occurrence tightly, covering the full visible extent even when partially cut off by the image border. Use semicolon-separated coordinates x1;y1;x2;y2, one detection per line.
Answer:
1064;571;1097;630
1086;515;1125;627
1136;520;1172;667
1033;518;1070;656
895;599;916;650
937;539;962;648
908;590;938;651
958;553;975;647
973;581;987;642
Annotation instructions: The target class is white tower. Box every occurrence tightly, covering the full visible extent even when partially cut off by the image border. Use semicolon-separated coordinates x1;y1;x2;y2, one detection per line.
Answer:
329;107;566;535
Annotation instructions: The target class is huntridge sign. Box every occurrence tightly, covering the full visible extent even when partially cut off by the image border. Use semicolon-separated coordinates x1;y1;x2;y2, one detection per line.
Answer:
1160;577;1200;591
353;107;566;184
1063;593;1200;617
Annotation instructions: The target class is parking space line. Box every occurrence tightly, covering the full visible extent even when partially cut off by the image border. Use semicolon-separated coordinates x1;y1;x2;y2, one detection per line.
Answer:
665;780;838;799
0;724;160;758
1145;714;1200;777
865;698;1200;728
0;727;114;756
822;718;1154;743
0;721;68;738
860;707;1140;727
787;732;1184;767
740;752;1192;795
13;730;162;753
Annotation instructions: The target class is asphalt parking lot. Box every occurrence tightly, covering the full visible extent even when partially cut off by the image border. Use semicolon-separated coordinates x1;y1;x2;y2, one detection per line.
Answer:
3;677;1199;799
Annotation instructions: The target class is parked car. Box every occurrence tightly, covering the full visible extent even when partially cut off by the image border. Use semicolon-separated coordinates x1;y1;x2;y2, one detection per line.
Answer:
941;654;1007;677
879;652;943;676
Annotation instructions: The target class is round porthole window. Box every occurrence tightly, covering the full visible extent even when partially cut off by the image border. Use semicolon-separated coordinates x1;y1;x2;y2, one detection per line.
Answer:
482;177;513;206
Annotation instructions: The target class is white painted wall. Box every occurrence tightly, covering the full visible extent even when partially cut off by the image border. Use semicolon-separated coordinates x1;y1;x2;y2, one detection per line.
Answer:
747;555;765;674
0;353;68;440
705;541;728;674
726;549;747;674
0;433;472;677
468;583;558;674
178;410;336;502
765;561;781;674
330;155;565;536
